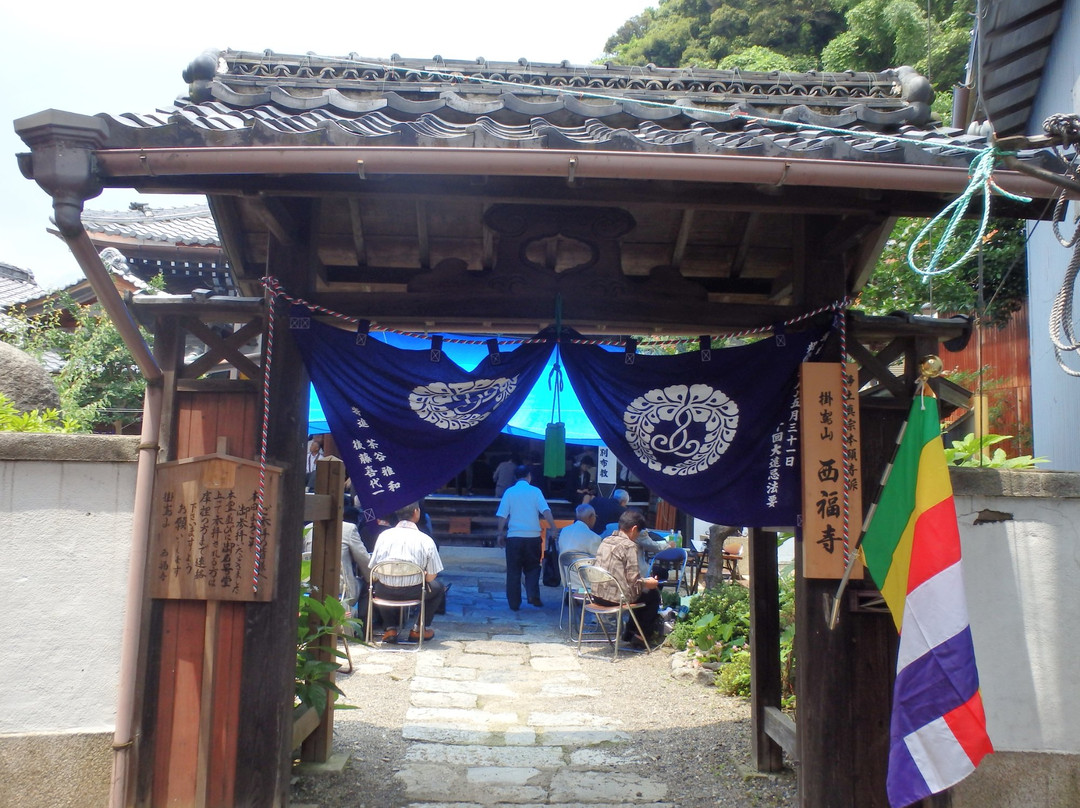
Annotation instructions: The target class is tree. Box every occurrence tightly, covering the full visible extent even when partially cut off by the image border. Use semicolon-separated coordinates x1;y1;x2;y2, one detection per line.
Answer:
856;217;1027;327
1;288;157;433
603;0;846;70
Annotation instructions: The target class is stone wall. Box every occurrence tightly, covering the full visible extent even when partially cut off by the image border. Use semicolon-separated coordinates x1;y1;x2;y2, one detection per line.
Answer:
0;433;138;808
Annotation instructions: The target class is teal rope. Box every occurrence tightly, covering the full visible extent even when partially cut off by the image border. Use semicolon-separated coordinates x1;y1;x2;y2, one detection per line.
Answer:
907;148;1032;278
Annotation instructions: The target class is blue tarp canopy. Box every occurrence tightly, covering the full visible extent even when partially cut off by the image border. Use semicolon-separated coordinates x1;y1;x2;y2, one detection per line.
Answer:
307;331;604;444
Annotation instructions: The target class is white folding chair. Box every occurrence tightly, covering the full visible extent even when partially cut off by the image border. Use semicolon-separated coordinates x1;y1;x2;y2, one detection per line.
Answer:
576;564;653;660
558;551;593;633
366;560;427;652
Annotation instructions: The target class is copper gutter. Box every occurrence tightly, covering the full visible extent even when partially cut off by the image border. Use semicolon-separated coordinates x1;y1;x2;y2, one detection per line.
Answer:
94;146;1060;199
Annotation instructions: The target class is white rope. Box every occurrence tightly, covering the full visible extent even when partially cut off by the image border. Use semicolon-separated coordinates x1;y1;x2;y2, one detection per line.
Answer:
1049;235;1080;376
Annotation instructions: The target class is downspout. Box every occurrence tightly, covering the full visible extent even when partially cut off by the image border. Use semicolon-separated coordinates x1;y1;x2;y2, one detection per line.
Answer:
14;110;163;808
53;175;164;808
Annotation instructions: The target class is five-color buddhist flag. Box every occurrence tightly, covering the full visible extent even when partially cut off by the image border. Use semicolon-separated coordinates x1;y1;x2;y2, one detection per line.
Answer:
861;393;993;807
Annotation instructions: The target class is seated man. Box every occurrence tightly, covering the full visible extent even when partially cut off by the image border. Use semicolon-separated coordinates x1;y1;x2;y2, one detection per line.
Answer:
340;505;371;617
558;503;603;556
592;509;662;647
368;502;446;643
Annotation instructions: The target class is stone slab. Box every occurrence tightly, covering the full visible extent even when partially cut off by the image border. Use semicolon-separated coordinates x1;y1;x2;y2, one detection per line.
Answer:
404;743;565;768
548;770;668;803
410;690;477;709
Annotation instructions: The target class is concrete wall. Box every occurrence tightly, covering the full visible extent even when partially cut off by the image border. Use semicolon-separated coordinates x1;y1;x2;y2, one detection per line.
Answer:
950;467;1080;807
0;433;138;808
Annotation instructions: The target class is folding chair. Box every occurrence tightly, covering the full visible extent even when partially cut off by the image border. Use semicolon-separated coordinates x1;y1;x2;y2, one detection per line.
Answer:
558;550;593;632
366;560;427;652
576;564;653;660
649;547;689;597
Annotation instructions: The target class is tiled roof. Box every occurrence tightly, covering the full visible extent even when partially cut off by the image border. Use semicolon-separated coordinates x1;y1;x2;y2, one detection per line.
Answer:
976;0;1065;137
82;205;220;247
91;50;1041;172
0;262;44;307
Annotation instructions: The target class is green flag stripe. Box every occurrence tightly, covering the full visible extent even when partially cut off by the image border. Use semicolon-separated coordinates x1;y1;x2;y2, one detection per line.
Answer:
861;398;940;589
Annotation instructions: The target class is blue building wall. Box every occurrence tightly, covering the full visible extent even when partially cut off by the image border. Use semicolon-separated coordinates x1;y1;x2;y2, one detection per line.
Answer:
1026;0;1080;470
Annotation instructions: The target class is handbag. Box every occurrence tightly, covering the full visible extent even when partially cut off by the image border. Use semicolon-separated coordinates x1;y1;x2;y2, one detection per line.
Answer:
541;535;561;587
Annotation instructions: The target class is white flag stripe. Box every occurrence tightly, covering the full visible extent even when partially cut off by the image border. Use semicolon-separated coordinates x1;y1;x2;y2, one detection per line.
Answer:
903;715;976;794
896;561;970;673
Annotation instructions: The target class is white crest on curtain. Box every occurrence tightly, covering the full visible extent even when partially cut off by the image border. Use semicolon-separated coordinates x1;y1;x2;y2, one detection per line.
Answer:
409;377;519;430
623;383;740;476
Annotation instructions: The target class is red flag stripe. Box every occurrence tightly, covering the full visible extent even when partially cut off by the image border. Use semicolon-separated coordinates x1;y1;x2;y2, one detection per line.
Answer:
943;691;994;765
907;497;962;593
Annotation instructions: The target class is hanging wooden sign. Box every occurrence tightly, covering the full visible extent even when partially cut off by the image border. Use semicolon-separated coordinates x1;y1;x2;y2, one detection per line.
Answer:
800;362;863;580
149;452;282;601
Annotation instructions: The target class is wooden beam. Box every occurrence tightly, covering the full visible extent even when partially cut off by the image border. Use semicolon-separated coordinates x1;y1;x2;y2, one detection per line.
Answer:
729;211;760;279
481;203;494;270
670;208;695;269
763;707;798;763
207;195;254;292
254;194;298;247
849;340;909;399
347;198;369;267
416;199;430;269
181;317;263;381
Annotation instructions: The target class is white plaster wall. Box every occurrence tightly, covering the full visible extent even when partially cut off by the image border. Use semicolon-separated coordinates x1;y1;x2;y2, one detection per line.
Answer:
957;484;1080;753
0;456;135;734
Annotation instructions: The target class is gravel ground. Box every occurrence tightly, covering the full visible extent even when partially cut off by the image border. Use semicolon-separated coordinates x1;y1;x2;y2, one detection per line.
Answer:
291;636;798;807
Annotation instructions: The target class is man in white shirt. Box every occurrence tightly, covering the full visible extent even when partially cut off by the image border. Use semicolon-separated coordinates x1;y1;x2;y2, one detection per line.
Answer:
368;502;445;643
558;503;603;557
496;465;557;611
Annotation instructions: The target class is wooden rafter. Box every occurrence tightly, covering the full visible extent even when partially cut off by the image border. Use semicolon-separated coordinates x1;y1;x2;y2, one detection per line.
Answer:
347;198;368;268
670;208;695;269
729;211;760;279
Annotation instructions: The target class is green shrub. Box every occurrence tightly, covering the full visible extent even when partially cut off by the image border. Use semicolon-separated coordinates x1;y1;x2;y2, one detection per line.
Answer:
0;392;79;433
717;649;752;697
669;584;750;663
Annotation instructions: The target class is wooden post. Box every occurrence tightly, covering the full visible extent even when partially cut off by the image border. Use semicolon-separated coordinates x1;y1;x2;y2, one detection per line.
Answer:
795;220;892;807
748;528;786;770
233;206;313;807
301;456;345;763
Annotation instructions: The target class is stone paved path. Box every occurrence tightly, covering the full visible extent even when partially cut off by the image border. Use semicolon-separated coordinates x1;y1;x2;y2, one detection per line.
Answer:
304;546;678;807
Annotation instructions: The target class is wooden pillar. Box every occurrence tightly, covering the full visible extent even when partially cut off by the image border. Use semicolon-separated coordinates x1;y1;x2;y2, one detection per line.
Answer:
233;207;313;806
795;217;893;807
300;456;345;763
748;528;787;770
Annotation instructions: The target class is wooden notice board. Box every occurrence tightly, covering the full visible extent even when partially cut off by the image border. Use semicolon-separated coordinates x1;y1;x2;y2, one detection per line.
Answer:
800;363;863;579
149;452;282;601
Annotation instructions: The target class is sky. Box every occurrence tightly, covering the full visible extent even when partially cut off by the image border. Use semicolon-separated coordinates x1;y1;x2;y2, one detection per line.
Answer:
1;1;649;290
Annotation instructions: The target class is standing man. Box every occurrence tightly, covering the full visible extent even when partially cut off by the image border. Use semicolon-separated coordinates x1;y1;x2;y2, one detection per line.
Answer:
368;502;446;643
496;465;557;611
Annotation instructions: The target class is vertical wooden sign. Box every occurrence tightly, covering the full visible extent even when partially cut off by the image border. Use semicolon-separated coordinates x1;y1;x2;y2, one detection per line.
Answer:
800;362;863;579
149;452;282;600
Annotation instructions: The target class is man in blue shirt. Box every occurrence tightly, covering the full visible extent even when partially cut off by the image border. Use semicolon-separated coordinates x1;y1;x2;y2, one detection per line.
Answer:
496;465;557;611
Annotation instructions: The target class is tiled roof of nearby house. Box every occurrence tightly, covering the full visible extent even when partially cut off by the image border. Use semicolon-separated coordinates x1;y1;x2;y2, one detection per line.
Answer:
0;262;44;308
81;205;233;296
92;50;1056;173
82;205;220;246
